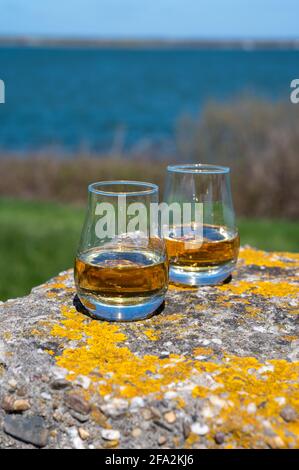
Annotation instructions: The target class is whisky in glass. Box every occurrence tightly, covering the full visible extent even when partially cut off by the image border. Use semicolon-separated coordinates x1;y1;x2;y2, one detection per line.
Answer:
75;181;168;321
164;164;239;286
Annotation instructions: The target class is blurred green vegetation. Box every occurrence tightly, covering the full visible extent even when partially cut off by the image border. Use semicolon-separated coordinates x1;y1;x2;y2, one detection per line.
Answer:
1;198;298;301
0;199;83;301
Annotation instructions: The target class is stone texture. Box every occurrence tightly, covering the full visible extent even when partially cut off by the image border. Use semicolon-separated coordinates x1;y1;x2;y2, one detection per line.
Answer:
3;415;49;447
0;246;298;449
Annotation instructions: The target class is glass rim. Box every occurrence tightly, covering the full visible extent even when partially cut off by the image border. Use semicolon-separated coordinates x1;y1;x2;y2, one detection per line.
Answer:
167;163;230;174
88;180;159;196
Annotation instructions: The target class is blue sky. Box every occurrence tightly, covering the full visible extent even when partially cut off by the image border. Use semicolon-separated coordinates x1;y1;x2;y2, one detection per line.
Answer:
0;0;298;39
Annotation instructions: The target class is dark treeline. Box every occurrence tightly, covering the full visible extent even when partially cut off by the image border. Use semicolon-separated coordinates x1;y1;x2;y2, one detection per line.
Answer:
1;99;298;219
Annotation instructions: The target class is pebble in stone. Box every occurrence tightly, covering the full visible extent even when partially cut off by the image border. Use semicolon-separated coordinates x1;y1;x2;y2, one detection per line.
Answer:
130;396;145;411
142;408;152;420
8;379;18;391
70;410;90;423
103;440;119;448
131;428;142;438
280;405;298;423
153;420;173;432
41;392;52;401
274;397;286;406
214;432;225;445
149;406;162;419
78;428;90;440
158;435;167;446
53;410;64;422
65;391;91;415
164;411;177;424
202;406;214;419
50;379;71;390
0;340;6;364
209;395;226;408
212;338;222;345
100;398;128;418
183;421;191;439
91;408;107;427
101;429;120;441
4;415;49;448
268;435;285;449
159;351;170;358
247;403;257;414
1;396;31;413
75;375;91;390
67;427;85;449
164;391;178;400
258;365;274;374
191;422;209;436
16;386;27;397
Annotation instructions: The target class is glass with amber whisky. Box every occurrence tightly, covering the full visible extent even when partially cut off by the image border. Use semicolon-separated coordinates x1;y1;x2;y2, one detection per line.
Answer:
75;181;168;321
164;164;239;286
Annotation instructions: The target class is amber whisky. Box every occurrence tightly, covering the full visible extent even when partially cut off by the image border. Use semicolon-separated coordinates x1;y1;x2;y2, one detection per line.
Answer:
75;248;168;306
165;225;240;271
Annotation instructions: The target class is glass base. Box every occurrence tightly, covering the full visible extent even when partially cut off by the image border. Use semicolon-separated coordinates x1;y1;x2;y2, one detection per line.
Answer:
169;262;236;286
77;293;165;322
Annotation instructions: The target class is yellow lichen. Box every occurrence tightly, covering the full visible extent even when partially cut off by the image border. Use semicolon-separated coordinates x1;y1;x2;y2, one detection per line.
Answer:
192;355;299;448
45;304;299;448
47;283;67;290
152;312;185;323
51;306;194;398
175;396;186;408
281;335;298;342
193;347;214;357
218;280;299;298
240;247;299;268
31;328;44;336
244;306;262;317
184;432;199;448
45;349;55;356
3;332;12;340
36;246;299;449
143;329;160;341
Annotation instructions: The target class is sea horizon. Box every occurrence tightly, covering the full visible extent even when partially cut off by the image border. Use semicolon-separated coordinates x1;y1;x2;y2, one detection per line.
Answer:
0;35;299;50
0;45;297;155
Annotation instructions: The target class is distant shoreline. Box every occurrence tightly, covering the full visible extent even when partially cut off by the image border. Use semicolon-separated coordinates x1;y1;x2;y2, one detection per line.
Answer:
0;36;299;50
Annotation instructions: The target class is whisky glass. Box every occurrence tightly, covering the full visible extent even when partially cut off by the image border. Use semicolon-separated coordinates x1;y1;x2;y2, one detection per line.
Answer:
75;181;168;321
164;164;239;286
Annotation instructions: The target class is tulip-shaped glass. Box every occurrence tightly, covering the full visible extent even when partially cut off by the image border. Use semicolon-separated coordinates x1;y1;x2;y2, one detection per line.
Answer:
75;181;168;321
164;164;239;286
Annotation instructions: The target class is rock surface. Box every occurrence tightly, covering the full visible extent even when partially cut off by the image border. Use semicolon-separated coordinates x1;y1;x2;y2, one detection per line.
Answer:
0;247;298;449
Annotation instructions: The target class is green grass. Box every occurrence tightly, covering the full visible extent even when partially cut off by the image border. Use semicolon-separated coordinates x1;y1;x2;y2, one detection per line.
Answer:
0;199;84;301
0;198;298;301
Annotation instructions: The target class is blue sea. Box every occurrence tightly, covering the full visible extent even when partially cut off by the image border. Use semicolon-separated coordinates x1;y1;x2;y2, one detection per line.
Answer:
0;47;298;154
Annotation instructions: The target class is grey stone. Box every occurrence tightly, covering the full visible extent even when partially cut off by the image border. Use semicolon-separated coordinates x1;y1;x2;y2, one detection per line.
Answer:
214;432;225;444
3;415;49;448
0;248;298;449
50;379;71;390
280;405;298;423
65;392;91;415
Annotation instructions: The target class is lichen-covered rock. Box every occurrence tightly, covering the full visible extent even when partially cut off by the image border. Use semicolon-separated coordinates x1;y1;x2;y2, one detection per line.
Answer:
0;247;298;449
